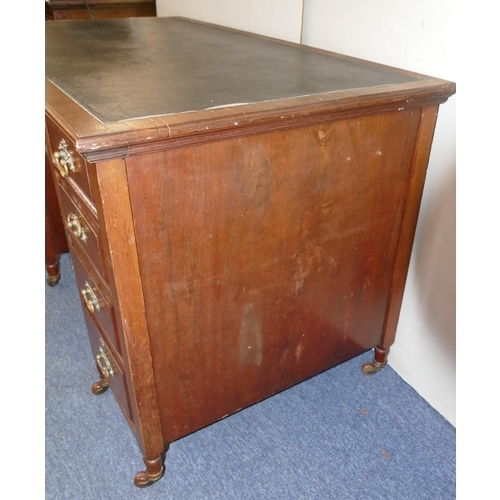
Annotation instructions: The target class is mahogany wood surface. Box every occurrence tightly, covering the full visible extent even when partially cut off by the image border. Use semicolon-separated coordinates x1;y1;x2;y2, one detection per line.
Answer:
45;17;455;486
125;109;422;442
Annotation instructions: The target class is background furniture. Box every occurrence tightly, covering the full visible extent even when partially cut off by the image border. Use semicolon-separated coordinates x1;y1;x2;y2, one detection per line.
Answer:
46;0;156;20
45;17;455;487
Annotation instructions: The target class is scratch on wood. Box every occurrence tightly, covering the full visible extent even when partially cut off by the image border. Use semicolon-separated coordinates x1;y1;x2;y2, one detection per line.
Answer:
239;303;262;366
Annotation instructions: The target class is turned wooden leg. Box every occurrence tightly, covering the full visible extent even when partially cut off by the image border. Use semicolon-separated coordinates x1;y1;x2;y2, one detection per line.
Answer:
45;151;69;286
46;260;61;286
134;448;167;488
45;213;61;286
361;346;389;375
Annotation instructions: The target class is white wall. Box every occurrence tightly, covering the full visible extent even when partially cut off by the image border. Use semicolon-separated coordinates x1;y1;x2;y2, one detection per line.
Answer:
156;0;304;43
302;0;456;427
156;0;456;426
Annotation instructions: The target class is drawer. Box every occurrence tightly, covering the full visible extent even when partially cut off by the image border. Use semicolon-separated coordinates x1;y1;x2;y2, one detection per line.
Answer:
71;251;122;357
83;307;134;426
46;118;93;202
59;183;107;282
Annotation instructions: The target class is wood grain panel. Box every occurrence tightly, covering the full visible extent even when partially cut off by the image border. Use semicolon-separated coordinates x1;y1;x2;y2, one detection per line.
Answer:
126;108;421;441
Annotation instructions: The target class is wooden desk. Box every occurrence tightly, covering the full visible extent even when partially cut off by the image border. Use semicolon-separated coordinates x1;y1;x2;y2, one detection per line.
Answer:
45;17;455;487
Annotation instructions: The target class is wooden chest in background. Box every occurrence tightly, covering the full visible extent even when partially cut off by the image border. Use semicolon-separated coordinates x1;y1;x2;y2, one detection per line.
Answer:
46;0;156;20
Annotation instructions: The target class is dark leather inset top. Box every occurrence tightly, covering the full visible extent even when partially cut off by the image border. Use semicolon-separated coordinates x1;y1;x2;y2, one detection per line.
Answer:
45;17;416;123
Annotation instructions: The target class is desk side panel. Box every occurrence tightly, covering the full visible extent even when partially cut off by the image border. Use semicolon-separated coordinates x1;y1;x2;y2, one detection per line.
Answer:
126;109;421;442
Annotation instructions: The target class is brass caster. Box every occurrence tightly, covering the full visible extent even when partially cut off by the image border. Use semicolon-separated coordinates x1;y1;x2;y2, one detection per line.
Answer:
134;467;165;488
361;360;386;376
91;380;109;395
47;275;61;287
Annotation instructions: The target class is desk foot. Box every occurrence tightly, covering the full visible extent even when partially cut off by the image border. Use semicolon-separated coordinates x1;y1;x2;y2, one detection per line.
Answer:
134;452;166;488
361;346;389;375
91;379;109;395
46;262;61;287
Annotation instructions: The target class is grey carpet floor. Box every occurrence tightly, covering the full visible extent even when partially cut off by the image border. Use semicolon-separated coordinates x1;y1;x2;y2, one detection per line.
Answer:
46;253;455;499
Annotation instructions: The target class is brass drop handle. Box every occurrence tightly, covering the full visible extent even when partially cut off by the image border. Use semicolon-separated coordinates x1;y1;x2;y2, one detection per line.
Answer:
81;282;100;313
66;212;87;243
96;347;114;379
53;139;77;178
53;150;68;177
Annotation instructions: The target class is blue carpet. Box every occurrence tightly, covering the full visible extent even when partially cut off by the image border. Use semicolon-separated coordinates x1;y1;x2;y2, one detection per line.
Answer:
46;253;455;499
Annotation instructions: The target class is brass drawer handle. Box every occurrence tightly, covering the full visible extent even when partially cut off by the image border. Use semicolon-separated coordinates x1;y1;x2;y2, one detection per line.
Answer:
53;139;78;177
66;212;87;243
96;347;114;378
81;282;100;313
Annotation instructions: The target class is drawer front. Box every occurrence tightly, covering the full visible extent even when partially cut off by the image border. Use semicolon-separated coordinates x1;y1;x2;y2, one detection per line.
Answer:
71;251;122;357
59;184;106;282
46;119;93;202
84;308;134;426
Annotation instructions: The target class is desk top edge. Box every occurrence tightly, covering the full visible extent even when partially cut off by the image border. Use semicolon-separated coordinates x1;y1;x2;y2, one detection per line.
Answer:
45;17;456;156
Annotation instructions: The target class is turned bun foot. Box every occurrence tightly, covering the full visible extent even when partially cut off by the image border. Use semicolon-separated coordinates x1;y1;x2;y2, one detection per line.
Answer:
91;380;109;395
361;346;389;376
